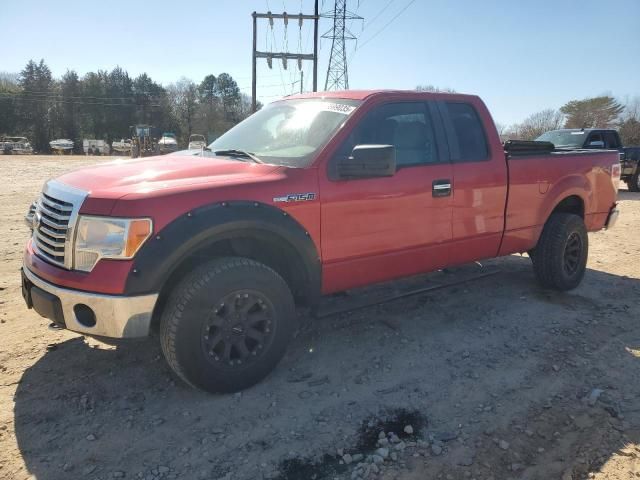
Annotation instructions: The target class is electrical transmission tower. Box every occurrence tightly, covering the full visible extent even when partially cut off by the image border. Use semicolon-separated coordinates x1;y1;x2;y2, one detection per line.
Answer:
322;0;362;91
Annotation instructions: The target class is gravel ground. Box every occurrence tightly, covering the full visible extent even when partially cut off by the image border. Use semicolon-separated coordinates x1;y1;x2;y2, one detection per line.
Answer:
0;155;639;480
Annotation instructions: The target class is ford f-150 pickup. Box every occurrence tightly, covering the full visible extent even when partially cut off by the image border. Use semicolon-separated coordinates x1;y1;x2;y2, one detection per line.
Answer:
21;90;621;393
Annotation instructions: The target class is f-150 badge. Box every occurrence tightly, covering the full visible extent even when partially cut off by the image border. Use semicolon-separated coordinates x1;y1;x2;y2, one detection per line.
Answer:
273;193;316;203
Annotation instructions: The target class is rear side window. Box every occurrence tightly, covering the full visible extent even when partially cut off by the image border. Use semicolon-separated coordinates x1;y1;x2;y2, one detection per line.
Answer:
588;132;604;145
603;131;620;149
445;102;488;162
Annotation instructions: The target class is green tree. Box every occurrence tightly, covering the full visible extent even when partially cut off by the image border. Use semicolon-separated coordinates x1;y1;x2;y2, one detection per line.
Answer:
198;74;218;105
133;73;165;127
215;73;241;122
58;70;81;150
196;74;223;141
105;66;135;142
81;70;109;139
18;59;53;152
0;72;19;136
560;96;624;129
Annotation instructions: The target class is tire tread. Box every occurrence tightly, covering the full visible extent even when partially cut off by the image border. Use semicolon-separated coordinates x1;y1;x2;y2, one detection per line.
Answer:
530;213;588;291
159;257;292;392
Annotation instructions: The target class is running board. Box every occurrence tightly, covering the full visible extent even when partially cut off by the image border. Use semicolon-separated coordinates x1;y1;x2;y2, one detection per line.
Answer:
315;263;501;318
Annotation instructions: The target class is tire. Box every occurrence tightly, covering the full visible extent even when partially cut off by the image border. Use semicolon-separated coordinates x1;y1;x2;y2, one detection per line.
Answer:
160;257;295;393
529;213;588;291
628;170;640;192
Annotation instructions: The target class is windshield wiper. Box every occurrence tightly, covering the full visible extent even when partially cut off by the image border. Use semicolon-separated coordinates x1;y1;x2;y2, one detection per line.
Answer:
213;149;263;164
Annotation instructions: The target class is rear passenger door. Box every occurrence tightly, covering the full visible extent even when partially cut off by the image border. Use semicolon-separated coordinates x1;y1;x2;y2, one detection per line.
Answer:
437;101;508;264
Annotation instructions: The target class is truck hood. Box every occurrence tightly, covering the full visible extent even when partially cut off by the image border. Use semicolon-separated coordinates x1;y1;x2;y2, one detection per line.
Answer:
56;153;282;199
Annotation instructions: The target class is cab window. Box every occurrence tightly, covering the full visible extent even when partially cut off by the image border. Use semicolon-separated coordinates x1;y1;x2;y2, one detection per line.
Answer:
444;102;489;162
336;102;442;167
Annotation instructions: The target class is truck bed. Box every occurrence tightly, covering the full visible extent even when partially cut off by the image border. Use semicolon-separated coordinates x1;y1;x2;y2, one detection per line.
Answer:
499;148;619;255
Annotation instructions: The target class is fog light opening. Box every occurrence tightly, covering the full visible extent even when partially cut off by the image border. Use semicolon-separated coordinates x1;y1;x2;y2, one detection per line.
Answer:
74;304;96;327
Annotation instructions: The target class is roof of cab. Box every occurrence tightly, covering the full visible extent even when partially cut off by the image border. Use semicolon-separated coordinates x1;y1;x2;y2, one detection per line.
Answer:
550;128;617;133
285;89;476;101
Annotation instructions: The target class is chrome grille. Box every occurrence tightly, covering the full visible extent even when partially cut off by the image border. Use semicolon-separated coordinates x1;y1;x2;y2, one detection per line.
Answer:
31;180;87;269
33;193;72;266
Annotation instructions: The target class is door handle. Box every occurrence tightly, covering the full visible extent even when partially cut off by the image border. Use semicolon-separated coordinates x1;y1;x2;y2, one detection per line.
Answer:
432;179;452;197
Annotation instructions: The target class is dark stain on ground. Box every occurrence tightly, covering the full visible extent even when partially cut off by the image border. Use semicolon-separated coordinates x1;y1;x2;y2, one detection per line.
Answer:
355;408;427;451
273;408;427;480
274;454;345;480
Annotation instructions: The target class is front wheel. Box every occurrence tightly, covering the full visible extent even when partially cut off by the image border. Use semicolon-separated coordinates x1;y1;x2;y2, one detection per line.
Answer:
529;213;588;291
160;257;295;393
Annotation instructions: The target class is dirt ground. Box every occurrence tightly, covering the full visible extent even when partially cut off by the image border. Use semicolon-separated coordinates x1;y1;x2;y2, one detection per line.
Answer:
0;155;639;480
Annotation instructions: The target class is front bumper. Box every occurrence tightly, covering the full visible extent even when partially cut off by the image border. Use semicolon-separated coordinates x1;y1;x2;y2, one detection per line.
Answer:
22;266;158;338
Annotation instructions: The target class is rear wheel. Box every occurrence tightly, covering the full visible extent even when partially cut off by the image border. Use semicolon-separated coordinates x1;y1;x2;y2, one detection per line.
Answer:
628;170;640;192
530;213;588;291
160;257;295;393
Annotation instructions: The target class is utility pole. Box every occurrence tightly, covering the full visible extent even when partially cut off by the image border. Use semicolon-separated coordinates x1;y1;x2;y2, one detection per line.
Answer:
323;0;362;91
313;0;318;92
251;1;319;113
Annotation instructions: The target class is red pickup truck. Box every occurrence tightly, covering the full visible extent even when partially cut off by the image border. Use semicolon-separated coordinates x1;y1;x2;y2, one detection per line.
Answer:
21;90;621;393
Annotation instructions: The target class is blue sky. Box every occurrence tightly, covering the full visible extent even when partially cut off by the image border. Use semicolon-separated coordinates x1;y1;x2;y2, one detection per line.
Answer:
2;0;639;125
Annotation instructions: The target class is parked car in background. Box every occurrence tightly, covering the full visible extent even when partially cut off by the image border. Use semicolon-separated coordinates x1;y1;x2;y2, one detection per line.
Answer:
537;128;622;150
620;147;640;191
1;136;33;155
22;90;621;394
188;134;207;150
83;139;109;156
158;132;179;154
49;139;74;154
111;139;132;155
536;128;639;191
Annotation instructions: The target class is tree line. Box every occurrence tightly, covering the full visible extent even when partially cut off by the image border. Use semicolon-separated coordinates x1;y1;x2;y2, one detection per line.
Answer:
496;96;640;145
2;67;639;153
0;59;257;153
417;85;640;146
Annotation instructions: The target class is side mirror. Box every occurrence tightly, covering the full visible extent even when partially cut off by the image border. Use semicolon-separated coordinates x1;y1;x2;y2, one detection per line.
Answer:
337;144;396;179
587;140;605;148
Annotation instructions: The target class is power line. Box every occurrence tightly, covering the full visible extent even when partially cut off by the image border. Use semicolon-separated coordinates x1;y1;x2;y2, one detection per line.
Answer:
0;96;161;107
357;0;416;51
0;81;286;99
360;0;395;33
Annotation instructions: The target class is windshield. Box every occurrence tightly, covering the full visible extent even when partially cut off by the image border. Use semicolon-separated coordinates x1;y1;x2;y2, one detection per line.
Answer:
208;98;361;167
536;130;586;148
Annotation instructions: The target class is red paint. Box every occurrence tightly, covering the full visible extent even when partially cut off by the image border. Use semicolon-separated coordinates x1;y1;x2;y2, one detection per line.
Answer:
24;90;620;296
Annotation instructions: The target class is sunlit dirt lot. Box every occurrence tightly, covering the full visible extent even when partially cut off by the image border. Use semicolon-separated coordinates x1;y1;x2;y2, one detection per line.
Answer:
0;155;639;480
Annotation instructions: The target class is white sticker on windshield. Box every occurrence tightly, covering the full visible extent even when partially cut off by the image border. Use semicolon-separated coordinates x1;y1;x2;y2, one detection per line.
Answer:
320;102;356;115
570;132;586;135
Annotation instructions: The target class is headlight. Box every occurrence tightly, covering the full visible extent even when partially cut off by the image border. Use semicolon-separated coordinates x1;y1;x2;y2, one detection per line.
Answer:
74;216;152;272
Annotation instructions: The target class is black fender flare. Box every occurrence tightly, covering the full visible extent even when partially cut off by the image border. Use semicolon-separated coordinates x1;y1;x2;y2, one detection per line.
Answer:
124;201;321;305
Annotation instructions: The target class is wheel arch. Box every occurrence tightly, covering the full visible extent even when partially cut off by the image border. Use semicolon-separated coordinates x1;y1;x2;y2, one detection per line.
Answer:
540;174;590;225
548;194;585;219
124;201;321;327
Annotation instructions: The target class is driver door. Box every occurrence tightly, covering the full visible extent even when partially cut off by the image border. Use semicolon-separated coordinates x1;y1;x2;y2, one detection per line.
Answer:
319;101;453;293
